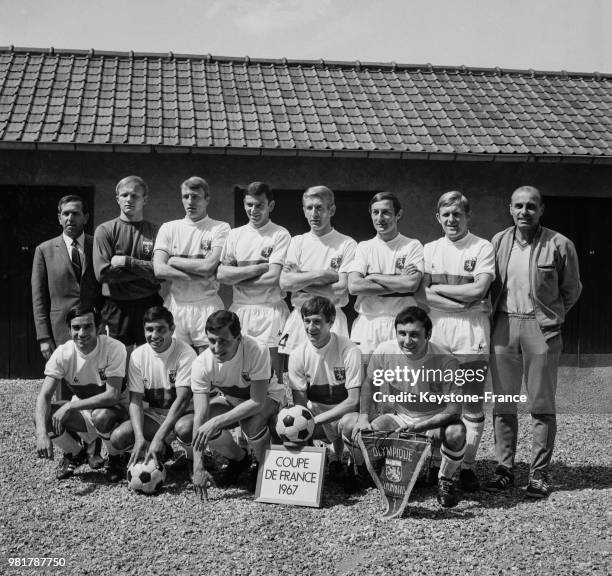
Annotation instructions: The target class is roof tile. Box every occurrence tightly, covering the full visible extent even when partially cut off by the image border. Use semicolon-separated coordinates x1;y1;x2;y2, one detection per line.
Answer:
0;49;610;157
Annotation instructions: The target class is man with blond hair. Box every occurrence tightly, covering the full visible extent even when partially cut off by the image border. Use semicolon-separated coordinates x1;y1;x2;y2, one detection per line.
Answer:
279;185;357;356
424;190;495;491
94;175;162;347
153;177;230;352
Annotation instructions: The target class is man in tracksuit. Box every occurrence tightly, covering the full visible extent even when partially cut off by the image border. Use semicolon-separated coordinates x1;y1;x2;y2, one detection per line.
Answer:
484;186;582;498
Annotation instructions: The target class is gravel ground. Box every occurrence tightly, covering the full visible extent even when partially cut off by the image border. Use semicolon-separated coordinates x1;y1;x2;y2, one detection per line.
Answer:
1;370;610;576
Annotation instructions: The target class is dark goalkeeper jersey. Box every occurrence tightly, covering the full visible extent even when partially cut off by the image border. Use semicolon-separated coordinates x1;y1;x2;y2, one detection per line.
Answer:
94;218;160;301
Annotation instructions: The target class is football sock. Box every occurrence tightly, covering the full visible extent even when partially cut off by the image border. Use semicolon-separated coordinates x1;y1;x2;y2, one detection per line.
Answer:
101;437;122;456
246;427;271;464
439;441;466;480
208;429;245;461
329;437;344;462
176;439;193;461
342;435;364;467
462;412;485;469
51;430;82;456
430;445;442;467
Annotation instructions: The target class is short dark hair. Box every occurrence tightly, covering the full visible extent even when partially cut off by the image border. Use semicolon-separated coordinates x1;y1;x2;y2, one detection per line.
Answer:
394;306;432;334
369;191;401;215
143;306;174;327
241;181;274;202
182;176;209;198
116;175;148;196
300;296;336;324
205;310;241;338
58;194;88;215
66;304;101;328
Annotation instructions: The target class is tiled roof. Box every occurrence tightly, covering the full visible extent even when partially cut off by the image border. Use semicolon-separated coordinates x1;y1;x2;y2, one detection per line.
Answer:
1;47;611;160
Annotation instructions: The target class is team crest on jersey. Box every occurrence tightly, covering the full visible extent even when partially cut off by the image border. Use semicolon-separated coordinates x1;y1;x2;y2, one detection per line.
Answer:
464;258;477;272
333;367;346;383
73;377;79;384
385;458;403;483
395;256;406;271
98;369;107;382
260;245;273;259
241;371;251;382
201;237;212;255
143;378;149;386
167;369;176;384
329;255;343;271
141;240;154;259
222;255;238;266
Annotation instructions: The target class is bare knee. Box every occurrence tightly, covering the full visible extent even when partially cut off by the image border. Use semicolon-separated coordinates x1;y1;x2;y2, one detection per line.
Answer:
442;421;466;451
110;422;134;451
174;414;193;444
91;408;121;434
338;412;358;438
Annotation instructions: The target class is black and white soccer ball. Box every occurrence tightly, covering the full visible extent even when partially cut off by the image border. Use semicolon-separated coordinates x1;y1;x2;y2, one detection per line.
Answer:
127;460;166;494
275;405;315;444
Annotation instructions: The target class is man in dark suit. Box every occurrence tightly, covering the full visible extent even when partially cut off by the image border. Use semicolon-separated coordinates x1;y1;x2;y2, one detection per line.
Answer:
32;195;102;361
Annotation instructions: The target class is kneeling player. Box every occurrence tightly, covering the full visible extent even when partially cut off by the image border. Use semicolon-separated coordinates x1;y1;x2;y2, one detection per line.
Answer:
341;306;467;507
287;296;361;479
34;305;129;482
110;306;196;469
176;311;285;498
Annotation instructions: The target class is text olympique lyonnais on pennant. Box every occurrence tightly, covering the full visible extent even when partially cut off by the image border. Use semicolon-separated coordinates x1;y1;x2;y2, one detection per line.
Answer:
358;431;432;519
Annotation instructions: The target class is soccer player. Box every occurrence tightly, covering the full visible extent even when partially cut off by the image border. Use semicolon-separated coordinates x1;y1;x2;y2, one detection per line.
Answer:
94;176;162;347
153;176;230;352
423;191;495;491
287;296;361;479
217;181;290;382
34;305;129;482
109;306;196;468
175;311;285;498
278;185;357;356
341;306;467;508
348;192;426;356
485;186;581;498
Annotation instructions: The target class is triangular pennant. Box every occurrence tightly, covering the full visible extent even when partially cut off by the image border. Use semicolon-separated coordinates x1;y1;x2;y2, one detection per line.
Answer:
358;431;432;519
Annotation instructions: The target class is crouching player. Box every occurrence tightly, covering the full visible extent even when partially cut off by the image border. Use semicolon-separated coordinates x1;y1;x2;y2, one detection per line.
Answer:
34;305;129;482
110;306;196;470
176;311;285;498
341;306;467;507
287;296;361;480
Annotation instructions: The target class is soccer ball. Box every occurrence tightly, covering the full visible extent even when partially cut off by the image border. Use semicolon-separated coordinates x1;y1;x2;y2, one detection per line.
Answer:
276;405;315;444
127;460;166;494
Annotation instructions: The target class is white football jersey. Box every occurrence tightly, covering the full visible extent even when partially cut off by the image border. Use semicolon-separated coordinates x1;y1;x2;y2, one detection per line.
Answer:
45;335;127;401
289;333;361;406
424;232;495;314
285;229;357;307
221;221;290;305
191;334;285;404
128;338;196;411
154;216;230;302
349;233;425;316
367;340;460;418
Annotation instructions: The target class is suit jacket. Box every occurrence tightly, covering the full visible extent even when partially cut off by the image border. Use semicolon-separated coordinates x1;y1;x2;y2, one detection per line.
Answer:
31;233;102;345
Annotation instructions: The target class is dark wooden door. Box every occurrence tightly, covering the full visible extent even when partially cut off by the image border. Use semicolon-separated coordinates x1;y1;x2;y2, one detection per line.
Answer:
0;186;94;378
543;196;612;356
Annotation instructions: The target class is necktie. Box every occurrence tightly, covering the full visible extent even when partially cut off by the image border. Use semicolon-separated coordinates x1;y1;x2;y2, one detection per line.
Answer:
71;240;82;281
